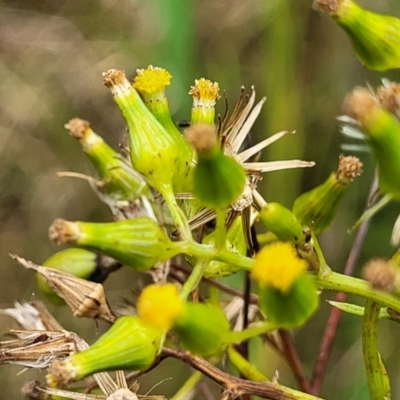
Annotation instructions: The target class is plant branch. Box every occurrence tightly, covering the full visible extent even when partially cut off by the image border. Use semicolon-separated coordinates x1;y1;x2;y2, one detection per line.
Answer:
313;271;400;314
161;347;324;400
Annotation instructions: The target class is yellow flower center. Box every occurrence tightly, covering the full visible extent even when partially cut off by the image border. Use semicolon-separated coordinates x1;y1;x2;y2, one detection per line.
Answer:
133;65;172;95
189;78;220;107
137;283;184;331
251;242;307;293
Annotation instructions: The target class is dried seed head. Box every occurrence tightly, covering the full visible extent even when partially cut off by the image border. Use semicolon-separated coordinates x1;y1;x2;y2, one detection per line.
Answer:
107;388;139;400
0;330;77;369
49;219;81;245
313;0;343;15
336;155;363;184
362;258;398;293
47;358;77;387
185;123;218;153
64;118;91;140
343;88;378;125
377;81;400;118
13;255;116;323
102;69;131;95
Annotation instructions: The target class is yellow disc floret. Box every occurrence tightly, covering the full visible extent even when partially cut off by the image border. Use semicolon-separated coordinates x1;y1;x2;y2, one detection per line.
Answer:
252;242;307;293
133;65;172;95
137;283;185;331
189;78;220;106
189;78;220;125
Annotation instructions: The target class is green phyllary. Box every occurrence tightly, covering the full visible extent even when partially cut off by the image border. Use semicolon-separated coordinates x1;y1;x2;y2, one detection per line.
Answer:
48;217;180;271
259;202;309;246
314;0;400;71
344;87;400;198
47;316;162;386
293;155;362;234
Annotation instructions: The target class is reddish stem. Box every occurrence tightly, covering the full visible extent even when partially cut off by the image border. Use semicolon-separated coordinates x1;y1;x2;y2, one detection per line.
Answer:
279;329;312;393
310;178;377;395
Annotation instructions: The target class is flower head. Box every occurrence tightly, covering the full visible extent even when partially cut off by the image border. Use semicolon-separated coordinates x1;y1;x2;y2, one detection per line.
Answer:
189;78;220;125
252;242;307;293
133;65;172;98
137;283;184;331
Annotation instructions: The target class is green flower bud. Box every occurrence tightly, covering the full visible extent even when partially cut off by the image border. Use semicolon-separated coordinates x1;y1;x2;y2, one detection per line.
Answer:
132;66;194;192
252;242;318;328
344;88;400;198
65;118;149;201
185;124;246;209
173;302;230;356
102;69;192;193
47;316;162;386
48;218;180;271
292;155;362;234
202;216;247;278
259;275;319;329
314;0;400;71
259;202;310;246
37;248;98;305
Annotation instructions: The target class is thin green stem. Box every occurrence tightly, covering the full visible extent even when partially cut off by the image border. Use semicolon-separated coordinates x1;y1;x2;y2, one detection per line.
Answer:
161;186;192;241
180;258;209;300
170;370;203;400
214;208;228;250
227;345;268;382
313;271;400;313
226;321;278;343
180;241;254;272
362;300;391;400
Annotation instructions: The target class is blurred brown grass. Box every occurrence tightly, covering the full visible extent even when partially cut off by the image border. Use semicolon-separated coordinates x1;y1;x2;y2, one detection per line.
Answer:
1;0;400;398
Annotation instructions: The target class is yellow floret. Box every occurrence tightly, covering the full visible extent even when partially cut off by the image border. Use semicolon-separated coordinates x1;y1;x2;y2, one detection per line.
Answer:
252;242;307;293
133;65;172;94
189;78;220;105
137;283;184;331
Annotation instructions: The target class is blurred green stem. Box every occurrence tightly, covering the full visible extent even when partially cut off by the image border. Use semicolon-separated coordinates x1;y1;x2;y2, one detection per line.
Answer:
362;300;391;400
181;241;254;271
313;271;400;313
214;208;228;250
170;370;203;400
161;186;192;240
227;345;268;382
180;258;209;300
227;321;278;343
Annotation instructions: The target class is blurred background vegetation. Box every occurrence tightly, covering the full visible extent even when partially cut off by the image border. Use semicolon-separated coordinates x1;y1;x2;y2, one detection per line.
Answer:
1;0;400;399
